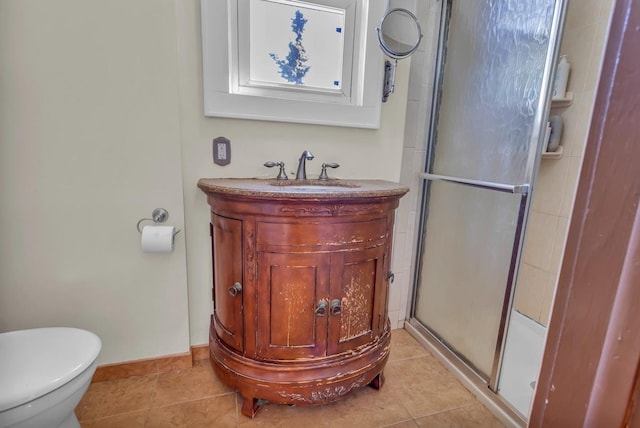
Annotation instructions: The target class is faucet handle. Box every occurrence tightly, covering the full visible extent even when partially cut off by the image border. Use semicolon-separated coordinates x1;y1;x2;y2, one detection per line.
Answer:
319;163;340;180
264;161;288;180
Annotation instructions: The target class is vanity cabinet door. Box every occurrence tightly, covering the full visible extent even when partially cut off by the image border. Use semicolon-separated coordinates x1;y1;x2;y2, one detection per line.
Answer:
256;251;330;360
211;214;244;352
327;246;386;355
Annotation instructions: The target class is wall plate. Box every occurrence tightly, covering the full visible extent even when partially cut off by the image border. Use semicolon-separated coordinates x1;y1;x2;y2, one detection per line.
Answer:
213;137;231;166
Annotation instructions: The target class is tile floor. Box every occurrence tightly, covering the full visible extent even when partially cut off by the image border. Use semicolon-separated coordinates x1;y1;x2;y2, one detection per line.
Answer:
76;329;504;427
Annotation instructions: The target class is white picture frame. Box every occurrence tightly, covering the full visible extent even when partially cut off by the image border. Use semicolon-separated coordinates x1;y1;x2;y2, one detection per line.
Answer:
201;0;385;128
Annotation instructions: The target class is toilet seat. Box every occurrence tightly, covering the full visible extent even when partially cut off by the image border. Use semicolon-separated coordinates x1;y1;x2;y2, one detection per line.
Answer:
0;327;101;412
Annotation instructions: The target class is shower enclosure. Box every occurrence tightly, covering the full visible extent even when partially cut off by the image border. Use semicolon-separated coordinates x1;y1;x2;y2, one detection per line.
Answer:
409;0;566;420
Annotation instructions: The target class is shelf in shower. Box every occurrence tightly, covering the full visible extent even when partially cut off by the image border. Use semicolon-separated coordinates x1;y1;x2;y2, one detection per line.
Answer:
551;92;574;108
541;146;563;160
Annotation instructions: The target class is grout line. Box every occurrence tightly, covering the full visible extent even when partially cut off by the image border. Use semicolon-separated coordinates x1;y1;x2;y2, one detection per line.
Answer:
80;408;151;425
234;392;240;424
388;353;432;363
408;400;480;422
168;393;235;408
142;403;148;428
149;373;160;409
410;401;499;426
78;373;160;422
380;418;417;427
147;391;237;410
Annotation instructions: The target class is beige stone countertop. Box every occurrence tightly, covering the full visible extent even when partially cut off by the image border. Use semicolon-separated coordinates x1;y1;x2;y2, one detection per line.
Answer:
197;178;409;200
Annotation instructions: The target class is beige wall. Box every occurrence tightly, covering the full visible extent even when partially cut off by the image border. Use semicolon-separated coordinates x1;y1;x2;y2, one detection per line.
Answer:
514;0;615;326
0;0;409;363
0;0;190;364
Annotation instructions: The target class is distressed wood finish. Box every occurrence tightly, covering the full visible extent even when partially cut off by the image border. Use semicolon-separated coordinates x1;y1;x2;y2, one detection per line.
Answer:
210;216;244;352
199;179;407;417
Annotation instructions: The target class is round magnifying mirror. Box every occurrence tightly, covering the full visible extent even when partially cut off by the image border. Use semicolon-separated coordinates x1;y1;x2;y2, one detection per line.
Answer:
377;8;423;59
376;9;422;102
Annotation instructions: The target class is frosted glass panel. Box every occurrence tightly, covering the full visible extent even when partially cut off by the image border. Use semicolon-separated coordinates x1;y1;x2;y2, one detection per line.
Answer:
432;0;554;184
414;181;522;377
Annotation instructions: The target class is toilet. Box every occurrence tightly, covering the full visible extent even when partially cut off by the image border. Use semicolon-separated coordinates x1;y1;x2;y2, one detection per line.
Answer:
0;327;101;428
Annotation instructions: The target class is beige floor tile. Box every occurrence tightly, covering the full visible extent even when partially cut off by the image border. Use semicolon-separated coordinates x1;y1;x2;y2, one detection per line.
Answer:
75;329;509;427
146;394;237;428
75;374;157;421
383;420;419;428
318;384;413;428
238;397;327;427
389;329;429;362
414;403;504;427
152;360;233;407
81;410;148;428
384;356;476;419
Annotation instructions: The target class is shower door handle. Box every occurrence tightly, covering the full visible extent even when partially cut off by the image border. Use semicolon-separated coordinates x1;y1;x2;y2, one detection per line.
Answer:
420;173;529;195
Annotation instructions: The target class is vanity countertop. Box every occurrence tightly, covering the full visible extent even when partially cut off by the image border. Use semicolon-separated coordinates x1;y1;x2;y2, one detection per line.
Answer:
197;178;409;200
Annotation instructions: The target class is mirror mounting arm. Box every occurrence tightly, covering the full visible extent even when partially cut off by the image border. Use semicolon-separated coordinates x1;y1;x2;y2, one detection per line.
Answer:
382;60;397;103
376;8;423;102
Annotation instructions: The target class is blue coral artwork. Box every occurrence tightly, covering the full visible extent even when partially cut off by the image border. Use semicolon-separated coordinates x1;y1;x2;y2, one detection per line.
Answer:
269;10;311;85
248;0;345;91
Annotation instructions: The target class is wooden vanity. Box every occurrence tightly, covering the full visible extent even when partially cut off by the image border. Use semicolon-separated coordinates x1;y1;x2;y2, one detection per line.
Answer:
197;178;408;417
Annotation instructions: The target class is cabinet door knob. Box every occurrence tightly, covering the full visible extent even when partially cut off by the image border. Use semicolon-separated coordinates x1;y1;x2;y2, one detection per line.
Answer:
388;271;395;284
315;299;328;317
330;299;342;316
228;282;243;296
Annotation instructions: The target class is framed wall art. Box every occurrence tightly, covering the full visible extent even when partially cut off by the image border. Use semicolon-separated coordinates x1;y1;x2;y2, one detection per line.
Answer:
201;0;385;128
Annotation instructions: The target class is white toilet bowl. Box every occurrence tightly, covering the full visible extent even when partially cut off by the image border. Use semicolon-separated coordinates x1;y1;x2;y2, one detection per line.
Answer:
0;327;101;428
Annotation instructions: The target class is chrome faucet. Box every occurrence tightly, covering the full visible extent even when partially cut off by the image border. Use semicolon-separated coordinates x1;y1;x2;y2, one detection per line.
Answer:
295;150;314;180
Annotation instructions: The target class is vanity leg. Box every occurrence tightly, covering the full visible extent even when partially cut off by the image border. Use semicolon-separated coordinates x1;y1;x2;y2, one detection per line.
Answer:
369;371;385;390
240;395;261;418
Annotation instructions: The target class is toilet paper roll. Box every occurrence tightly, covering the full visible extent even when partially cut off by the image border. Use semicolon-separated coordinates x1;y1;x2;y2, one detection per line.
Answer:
141;225;175;253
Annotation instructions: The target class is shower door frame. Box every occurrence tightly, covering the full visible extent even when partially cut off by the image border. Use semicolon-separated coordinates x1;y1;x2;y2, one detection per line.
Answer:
409;0;567;392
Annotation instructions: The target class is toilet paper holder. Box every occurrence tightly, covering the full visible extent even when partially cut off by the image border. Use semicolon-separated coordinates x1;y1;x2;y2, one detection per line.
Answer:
136;208;181;236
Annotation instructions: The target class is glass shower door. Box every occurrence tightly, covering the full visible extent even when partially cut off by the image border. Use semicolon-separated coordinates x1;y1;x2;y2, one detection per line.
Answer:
412;0;564;387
